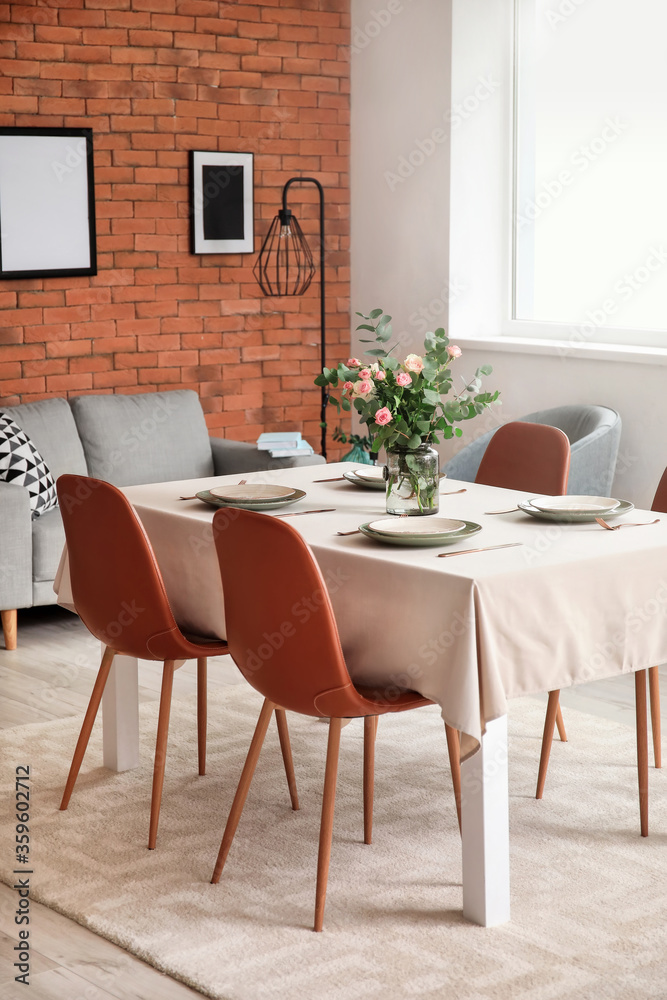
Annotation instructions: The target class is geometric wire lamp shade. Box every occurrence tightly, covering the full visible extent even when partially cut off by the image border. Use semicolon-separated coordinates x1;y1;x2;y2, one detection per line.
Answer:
253;209;316;296
253;176;328;459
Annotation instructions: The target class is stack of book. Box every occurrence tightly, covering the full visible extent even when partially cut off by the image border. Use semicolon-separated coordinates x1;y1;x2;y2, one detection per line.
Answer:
256;432;315;459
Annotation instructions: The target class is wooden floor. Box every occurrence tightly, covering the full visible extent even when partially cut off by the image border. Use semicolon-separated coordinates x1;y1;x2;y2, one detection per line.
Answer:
1;605;665;999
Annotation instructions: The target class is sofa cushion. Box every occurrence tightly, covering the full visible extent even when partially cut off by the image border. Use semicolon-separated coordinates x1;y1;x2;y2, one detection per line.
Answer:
0;412;58;518
32;506;65;583
2;397;88;481
69;389;215;486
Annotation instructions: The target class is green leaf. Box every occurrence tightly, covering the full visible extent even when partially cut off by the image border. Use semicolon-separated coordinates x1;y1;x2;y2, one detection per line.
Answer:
423;388;441;405
369;307;384;319
341;396;351;411
455;427;463;436
364;348;388;357
356;324;376;333
314;374;328;387
376;325;392;342
476;364;493;376
406;433;422;449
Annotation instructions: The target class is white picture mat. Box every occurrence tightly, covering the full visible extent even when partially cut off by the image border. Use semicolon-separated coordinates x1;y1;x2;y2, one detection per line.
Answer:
191;150;253;254
0;133;91;272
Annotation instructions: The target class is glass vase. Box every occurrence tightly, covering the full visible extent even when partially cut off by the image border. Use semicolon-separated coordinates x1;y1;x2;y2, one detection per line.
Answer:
341;443;374;465
385;444;440;516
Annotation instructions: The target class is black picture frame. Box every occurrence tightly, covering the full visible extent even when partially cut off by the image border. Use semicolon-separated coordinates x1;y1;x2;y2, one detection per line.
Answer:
189;150;254;255
0;127;97;280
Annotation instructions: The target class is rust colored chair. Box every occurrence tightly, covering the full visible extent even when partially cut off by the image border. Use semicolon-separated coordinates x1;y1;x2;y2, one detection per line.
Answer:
209;507;445;932
535;468;666;836
475;420;571;495
56;475;298;850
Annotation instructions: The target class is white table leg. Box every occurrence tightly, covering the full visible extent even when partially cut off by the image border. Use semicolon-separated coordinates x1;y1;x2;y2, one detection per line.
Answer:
102;651;140;772
460;713;510;926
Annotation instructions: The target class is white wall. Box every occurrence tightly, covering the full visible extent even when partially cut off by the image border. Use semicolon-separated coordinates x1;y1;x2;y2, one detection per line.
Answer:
350;0;667;509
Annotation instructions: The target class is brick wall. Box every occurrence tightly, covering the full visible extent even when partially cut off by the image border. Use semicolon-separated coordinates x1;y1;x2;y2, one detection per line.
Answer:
0;0;350;456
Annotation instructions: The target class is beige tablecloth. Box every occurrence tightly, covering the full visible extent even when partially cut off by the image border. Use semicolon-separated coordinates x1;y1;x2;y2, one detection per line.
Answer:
55;464;667;757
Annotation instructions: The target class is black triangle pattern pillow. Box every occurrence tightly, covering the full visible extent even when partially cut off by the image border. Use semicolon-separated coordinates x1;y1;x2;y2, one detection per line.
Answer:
0;412;58;519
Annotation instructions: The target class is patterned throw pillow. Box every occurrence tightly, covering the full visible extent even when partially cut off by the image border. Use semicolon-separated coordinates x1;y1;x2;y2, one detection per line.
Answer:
0;413;58;518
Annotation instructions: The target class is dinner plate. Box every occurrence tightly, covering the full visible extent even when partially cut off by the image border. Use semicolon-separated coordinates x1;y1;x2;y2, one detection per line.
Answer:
209;484;297;502
359;519;482;547
342;470;386;490
518;498;635;523
195;488;306;511
529;494;621;515
351;466;386;483
367;516;467;537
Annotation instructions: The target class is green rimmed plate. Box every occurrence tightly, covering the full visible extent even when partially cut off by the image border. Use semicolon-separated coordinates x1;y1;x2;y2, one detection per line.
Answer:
342;469;386;490
358;519;482;547
518;498;635;523
195;488;307;511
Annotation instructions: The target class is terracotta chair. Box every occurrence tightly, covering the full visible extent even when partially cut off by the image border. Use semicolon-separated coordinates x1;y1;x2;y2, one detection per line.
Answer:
475;420;571;495
56;475;299;849
536;468;666;836
208;507;452;932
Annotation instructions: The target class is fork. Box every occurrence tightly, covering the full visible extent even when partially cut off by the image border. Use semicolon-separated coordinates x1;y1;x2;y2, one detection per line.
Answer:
595;517;660;531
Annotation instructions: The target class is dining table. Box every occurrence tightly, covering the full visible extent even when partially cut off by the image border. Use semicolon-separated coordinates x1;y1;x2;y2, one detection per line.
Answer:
54;462;667;928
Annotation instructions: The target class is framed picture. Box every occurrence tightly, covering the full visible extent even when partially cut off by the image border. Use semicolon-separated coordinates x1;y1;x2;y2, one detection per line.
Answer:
0;127;96;279
190;151;254;254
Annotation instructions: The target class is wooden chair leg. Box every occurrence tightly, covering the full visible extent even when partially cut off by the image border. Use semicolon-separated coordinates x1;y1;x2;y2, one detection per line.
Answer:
275;708;300;811
1;609;17;650
648;665;661;769
555;703;567;742
536;690;561;799
148;660;176;850
314;717;342;932
197;657;207;776
211;698;275;883
635;669;649;837
60;647;116;810
445;724;461;834
363;715;377;845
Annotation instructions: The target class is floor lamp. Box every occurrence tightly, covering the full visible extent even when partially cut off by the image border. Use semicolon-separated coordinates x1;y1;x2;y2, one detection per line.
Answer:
253;176;328;461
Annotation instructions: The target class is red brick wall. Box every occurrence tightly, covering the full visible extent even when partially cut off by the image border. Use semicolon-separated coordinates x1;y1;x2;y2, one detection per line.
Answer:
0;0;350;455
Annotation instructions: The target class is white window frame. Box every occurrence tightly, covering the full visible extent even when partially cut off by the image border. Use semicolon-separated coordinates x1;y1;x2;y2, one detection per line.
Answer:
502;0;667;352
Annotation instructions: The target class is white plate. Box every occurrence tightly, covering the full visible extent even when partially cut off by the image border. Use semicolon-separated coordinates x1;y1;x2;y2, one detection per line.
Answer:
367;516;467;536
352;467;385;483
529;494;621;514
209;484;297;502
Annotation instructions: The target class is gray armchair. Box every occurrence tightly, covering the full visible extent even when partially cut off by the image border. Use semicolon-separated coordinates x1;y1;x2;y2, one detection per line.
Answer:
443;405;622;496
0;389;324;649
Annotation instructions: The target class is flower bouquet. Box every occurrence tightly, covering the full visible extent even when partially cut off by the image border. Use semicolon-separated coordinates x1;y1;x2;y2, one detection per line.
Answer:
315;309;500;513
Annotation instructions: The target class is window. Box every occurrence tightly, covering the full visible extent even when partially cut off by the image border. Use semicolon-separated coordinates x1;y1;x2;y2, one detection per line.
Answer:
512;0;667;346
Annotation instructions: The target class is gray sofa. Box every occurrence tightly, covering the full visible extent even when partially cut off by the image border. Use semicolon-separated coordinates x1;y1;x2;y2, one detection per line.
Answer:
0;389;324;649
443;405;622;496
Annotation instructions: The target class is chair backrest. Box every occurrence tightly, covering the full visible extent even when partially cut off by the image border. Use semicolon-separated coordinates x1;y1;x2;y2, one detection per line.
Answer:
652;468;667;513
475;421;571;495
57;474;181;659
212;507;369;718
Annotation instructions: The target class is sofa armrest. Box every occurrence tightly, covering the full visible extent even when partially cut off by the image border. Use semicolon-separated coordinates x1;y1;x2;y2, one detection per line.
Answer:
210;437;326;476
0;482;33;609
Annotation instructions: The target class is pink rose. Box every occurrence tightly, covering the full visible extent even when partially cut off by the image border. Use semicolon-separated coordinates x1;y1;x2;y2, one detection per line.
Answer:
359;368;372;379
352;378;376;400
373;369;386;380
403;353;424;373
343;381;354;391
447;345;462;358
374;407;392;426
347;358;362;367
395;371;412;387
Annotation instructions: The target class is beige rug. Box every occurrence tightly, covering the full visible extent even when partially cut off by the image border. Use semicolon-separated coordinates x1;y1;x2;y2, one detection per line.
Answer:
1;686;667;1000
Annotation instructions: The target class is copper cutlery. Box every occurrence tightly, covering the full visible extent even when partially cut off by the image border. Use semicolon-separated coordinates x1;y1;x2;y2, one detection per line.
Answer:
437;542;523;558
275;508;335;518
313;476;348;482
595;517;660;531
440;488;467;496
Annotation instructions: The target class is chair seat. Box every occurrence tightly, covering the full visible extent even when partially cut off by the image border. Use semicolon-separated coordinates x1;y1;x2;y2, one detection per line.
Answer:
353;685;433;713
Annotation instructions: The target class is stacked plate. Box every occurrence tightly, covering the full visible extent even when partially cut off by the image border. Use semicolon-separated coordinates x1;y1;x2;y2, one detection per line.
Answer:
359;516;482;547
518;495;634;523
195;484;306;511
342;466;386;490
